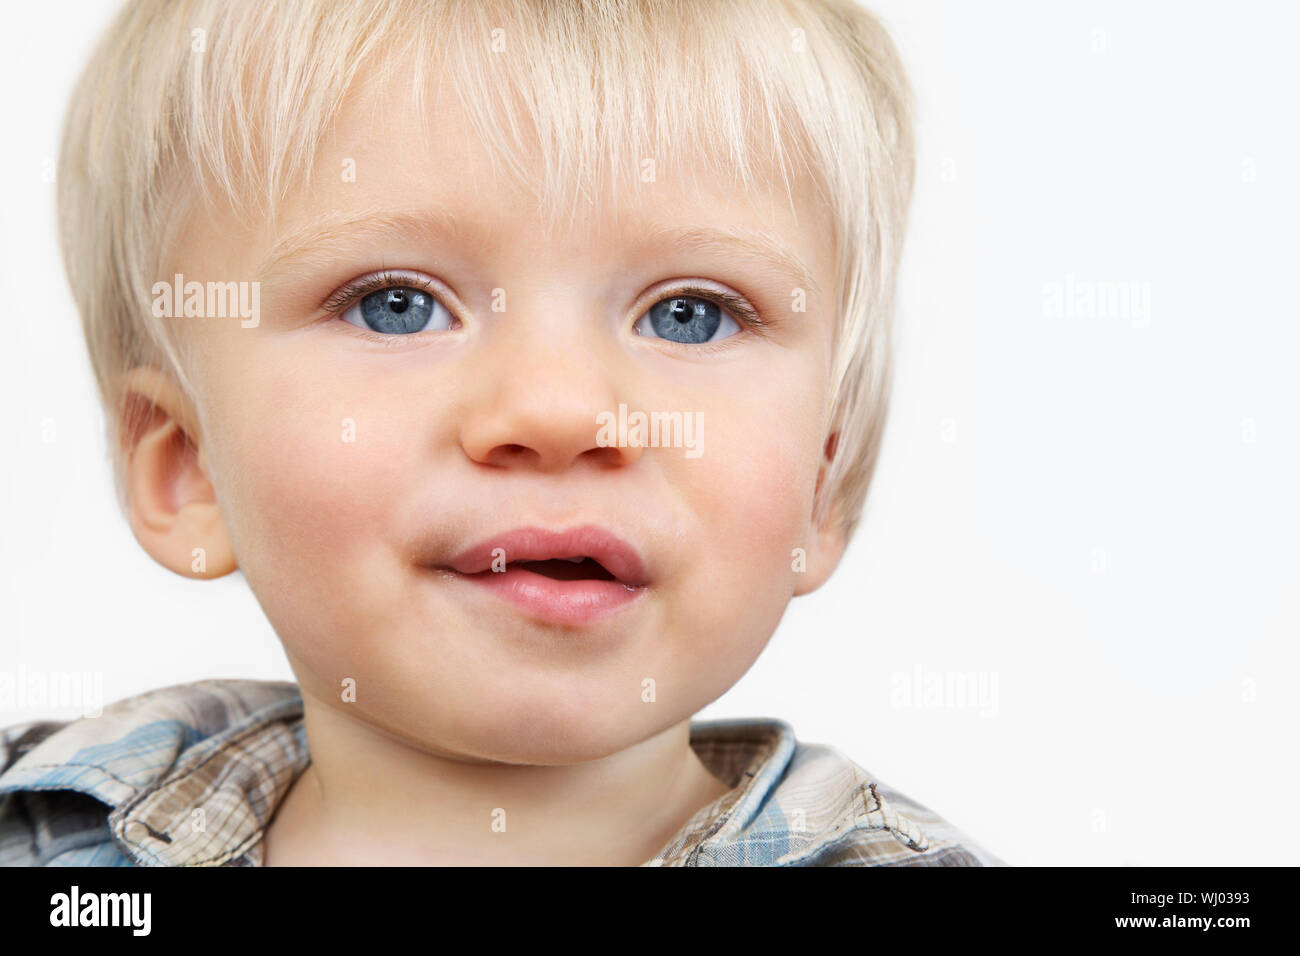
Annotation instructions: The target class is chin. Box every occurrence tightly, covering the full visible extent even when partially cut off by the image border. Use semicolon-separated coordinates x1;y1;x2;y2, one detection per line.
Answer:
421;695;674;767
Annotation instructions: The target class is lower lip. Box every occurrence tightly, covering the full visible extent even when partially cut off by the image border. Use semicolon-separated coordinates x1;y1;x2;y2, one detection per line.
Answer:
448;565;647;626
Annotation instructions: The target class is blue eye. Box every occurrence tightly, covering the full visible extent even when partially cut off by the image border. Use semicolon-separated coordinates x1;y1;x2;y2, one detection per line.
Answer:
342;286;454;334
635;294;741;344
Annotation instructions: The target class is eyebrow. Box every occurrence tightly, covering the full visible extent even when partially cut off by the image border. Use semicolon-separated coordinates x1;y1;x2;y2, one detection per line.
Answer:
639;223;821;297
255;208;476;281
256;208;820;296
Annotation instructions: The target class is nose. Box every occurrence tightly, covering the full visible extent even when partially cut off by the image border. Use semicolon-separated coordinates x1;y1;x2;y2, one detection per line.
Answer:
457;300;644;473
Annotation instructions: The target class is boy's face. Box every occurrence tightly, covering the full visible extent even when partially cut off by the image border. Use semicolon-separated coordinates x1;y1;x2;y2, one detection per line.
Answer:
149;74;844;763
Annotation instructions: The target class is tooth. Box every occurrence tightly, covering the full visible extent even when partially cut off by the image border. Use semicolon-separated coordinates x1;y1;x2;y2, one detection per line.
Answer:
562;556;586;563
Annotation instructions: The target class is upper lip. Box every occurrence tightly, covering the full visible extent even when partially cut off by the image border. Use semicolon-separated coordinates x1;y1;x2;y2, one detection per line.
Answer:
441;525;650;586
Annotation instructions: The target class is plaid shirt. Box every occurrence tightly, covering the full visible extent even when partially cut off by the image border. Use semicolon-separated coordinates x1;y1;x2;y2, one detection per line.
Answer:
0;679;1003;866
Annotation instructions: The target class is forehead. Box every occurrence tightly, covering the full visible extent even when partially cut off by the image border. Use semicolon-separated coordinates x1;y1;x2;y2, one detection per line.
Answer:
246;68;835;295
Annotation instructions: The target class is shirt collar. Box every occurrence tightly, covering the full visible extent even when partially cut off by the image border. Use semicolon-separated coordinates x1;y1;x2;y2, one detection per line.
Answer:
110;693;308;866
1;680;843;866
0;680;308;866
645;717;797;866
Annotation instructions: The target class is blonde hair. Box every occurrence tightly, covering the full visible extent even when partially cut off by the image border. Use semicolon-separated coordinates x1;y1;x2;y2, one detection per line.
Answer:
58;0;914;548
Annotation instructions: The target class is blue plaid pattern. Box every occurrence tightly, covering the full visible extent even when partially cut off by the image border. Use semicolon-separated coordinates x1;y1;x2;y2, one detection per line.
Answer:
0;679;1003;866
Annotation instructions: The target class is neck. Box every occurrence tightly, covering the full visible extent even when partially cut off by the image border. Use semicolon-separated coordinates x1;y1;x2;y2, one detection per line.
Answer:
262;683;733;866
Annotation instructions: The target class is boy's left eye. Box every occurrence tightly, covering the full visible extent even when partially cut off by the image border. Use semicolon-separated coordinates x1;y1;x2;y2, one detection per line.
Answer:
634;295;741;344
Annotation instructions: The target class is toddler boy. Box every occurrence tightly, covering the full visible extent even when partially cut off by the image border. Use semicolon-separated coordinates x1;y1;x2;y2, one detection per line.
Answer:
1;0;1001;866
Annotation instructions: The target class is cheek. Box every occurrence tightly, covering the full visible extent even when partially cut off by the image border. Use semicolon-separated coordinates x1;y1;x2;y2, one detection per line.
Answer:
660;375;823;675
202;358;419;663
710;424;811;568
698;368;823;573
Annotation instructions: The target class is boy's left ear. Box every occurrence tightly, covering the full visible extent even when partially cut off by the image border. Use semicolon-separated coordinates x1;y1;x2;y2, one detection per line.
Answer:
793;431;847;596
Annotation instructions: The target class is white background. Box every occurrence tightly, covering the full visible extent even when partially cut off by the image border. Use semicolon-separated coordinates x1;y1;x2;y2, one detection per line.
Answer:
1;1;1296;866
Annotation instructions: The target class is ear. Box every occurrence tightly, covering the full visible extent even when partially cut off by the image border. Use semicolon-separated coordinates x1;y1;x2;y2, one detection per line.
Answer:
119;366;237;580
793;430;847;596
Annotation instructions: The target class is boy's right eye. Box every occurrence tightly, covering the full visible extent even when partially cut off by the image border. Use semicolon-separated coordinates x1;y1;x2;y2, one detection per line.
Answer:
341;286;456;335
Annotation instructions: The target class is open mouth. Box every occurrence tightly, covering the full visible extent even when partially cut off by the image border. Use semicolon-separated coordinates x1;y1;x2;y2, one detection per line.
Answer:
436;527;649;624
508;557;617;582
439;525;650;588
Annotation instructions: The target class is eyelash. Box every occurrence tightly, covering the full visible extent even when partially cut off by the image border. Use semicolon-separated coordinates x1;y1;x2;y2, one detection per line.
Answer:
322;269;769;350
322;269;444;315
